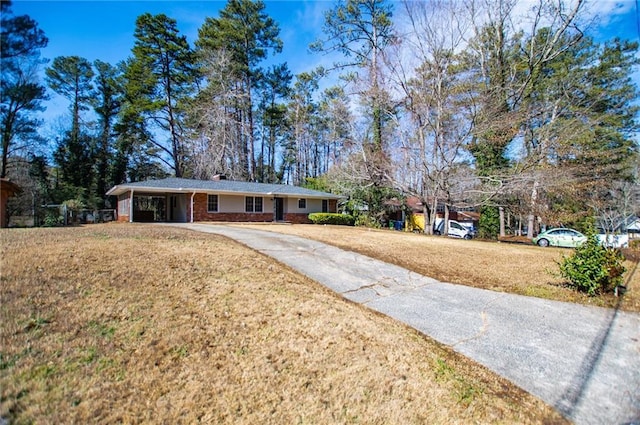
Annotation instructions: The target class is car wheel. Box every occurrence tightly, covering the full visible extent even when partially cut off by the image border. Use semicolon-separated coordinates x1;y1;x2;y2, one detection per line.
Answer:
464;234;472;240
537;238;549;247
433;230;441;235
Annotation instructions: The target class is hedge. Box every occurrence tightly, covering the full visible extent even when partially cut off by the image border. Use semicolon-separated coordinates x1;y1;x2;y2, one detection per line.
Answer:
308;213;355;226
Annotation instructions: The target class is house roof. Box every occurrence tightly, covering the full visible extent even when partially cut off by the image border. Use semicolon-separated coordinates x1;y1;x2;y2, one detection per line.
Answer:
0;178;22;196
618;215;640;232
106;177;343;200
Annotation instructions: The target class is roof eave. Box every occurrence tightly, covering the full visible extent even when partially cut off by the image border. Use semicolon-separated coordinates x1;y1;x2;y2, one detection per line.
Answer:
106;184;342;199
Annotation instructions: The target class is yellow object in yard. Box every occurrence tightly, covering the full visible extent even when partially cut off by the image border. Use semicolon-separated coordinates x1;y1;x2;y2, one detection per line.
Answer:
406;214;426;232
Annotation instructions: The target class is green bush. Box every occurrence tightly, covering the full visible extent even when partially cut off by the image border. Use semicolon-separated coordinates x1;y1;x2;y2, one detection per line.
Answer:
353;214;380;228
43;211;61;227
478;206;499;239
558;233;626;296
308;213;355;226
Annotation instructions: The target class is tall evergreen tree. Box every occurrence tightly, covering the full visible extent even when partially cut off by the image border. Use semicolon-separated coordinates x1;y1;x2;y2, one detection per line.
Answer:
196;0;283;181
0;0;48;178
257;63;291;183
92;60;123;206
124;13;197;177
45;56;95;202
45;56;94;142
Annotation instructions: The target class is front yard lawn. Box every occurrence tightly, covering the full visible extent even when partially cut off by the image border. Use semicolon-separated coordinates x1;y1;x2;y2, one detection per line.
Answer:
0;224;566;424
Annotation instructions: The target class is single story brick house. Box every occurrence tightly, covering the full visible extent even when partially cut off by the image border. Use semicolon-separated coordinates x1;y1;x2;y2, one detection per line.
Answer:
106;177;342;224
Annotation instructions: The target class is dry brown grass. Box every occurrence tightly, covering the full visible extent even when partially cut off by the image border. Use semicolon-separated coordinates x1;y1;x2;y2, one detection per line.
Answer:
235;224;640;313
0;224;566;424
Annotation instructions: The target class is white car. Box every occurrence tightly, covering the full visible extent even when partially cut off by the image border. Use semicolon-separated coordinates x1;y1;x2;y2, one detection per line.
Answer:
433;219;474;239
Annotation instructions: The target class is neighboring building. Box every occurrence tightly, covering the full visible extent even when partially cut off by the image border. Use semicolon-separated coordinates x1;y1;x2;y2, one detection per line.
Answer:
0;178;21;228
405;196;479;232
106;177;342;224
608;215;640;240
626;216;640;239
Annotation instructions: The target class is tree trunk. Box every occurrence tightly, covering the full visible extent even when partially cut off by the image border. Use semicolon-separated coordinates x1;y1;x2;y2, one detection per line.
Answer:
422;202;431;235
527;180;539;238
443;204;450;236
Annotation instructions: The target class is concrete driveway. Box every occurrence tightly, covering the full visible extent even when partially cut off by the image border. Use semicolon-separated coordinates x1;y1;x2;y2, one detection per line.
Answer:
177;223;640;425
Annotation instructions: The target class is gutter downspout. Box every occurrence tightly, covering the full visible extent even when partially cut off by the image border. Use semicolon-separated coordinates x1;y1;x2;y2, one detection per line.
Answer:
190;191;196;223
129;190;134;223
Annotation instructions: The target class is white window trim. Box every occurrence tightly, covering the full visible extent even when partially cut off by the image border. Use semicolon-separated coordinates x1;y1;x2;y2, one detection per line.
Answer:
207;194;219;213
245;196;263;213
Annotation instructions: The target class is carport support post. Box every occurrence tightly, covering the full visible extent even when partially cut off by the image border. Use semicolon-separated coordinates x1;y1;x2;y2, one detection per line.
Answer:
129;190;134;223
190;192;195;223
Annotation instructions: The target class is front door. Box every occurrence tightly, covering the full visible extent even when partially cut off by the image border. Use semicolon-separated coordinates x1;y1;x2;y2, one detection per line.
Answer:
169;195;176;222
274;197;284;221
169;194;187;222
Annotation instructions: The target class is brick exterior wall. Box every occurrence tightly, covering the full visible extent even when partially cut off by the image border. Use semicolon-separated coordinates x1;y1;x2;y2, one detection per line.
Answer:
200;212;275;222
284;213;312;224
191;193;273;222
191;192;315;223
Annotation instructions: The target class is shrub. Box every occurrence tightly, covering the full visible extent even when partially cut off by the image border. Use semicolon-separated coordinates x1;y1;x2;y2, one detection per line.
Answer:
558;232;626;296
43;212;61;227
308;213;355;226
478;206;499;239
354;214;379;228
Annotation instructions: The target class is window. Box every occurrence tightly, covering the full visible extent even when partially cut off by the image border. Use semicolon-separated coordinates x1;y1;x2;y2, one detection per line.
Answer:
322;199;328;213
298;198;307;209
245;196;263;212
207;194;218;212
451;222;464;230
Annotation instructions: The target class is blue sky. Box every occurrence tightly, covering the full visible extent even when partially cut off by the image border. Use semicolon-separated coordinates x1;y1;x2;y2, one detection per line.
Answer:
9;0;640;139
11;1;332;72
11;0;335;135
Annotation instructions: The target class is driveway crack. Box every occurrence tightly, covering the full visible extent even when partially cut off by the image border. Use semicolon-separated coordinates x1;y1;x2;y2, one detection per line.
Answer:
451;293;505;347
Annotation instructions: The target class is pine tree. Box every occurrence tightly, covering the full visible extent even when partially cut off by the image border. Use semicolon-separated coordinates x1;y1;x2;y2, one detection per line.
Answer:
0;1;48;178
45;56;95;203
124;13;197;177
257;63;291;183
93;60;123;206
